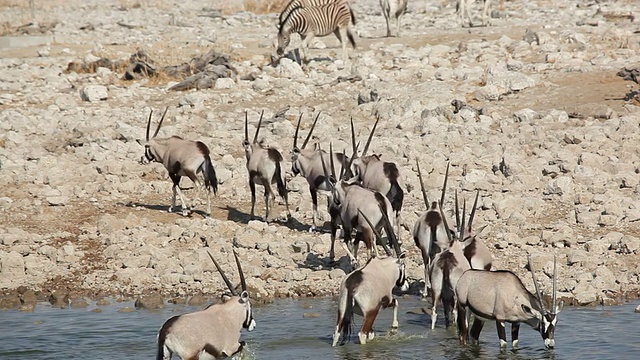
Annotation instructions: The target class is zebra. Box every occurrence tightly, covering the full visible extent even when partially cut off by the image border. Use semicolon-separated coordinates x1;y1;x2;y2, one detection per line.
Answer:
277;0;346;27
276;1;357;63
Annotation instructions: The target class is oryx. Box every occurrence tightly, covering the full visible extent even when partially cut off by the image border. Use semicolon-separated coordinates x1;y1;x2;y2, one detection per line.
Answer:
429;200;470;330
243;110;290;222
290;112;349;231
156;250;256;360
456;255;564;349
320;145;396;264
455;190;493;271
349;117;404;243
412;161;452;295
332;209;408;346
137;107;218;216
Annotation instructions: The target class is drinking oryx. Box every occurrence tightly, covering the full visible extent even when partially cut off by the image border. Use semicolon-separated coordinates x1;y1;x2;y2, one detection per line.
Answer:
136;107;218;216
320;145;397;265
243;110;290;222
380;0;408;37
456;255;564;349
332;210;408;346
429;201;471;330
156;250;256;360
350;117;404;242
412;161;452;295
276;0;357;63
455;189;493;271
290;112;349;231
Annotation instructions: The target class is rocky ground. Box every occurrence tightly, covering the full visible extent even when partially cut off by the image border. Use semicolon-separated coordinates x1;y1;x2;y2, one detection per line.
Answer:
1;0;640;311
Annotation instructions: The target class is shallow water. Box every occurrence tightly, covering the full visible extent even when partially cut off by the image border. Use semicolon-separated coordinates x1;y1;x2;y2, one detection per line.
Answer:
0;297;638;360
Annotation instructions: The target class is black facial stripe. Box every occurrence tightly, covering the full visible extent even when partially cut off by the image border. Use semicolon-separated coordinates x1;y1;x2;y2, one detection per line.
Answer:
144;147;154;161
243;308;253;328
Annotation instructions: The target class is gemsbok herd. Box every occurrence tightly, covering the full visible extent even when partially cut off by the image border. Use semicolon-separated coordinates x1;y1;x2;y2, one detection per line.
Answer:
141;2;559;359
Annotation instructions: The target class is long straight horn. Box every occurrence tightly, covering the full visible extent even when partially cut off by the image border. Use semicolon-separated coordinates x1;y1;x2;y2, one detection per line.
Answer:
253;110;264;144
145;109;153;141
350;117;357;157
528;254;547;314
244;111;249;143
329;143;336;180
152;106;169;139
468;190;480;230
455;189;460;232
379;204;402;258
438;202;453;244
301;111;320;149
552;254;557;314
233;250;247;293
207;251;236;296
343;142;359;180
416;159;429;209
459;198;467;240
293;112;303;149
440;162;450;207
361;114;379;157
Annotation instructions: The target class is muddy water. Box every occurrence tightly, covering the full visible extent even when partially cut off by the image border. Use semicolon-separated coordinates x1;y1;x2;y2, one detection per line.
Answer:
0;297;638;359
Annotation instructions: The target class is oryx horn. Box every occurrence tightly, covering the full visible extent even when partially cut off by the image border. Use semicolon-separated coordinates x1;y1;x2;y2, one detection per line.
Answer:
293;112;304;149
208;251;236;296
318;144;332;188
361;114;380;157
416;159;429;208
301;111;320;149
253;110;264;144
459;197;466;240
438;202;453;244
552;254;557;314
244;111;249;144
455;189;460;230
528;254;547;314
145;109;153;141
468;190;480;230
440;162;450;207
233;250;247;293
152;106;169;139
350;117;357;157
329;143;336;181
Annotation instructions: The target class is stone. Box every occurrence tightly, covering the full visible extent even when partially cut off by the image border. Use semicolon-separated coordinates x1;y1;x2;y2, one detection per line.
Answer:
134;292;165;309
80;85;108;102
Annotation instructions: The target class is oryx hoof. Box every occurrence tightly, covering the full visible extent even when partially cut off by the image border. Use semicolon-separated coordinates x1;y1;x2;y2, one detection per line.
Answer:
367;332;375;341
168;206;174;213
181;209;191;217
358;333;367;345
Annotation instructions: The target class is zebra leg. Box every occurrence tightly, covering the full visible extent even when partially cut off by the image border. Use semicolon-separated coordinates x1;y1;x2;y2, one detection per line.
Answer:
301;33;314;63
339;27;349;62
482;0;492;26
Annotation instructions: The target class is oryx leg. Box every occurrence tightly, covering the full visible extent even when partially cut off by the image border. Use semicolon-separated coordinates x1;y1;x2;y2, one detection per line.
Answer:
263;183;274;222
511;322;520;348
430;271;443;329
457;302;469;345
310;187;319;231
329;209;341;261
482;0;492;26
470;317;485;344
390;298;399;329
249;177;257;219
185;170;201;212
359;307;380;344
419;246;430;297
496;321;507;348
396;13;402;37
170;173;189;215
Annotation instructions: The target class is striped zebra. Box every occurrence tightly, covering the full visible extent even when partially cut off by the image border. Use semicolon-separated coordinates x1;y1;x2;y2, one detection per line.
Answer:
276;2;357;63
380;0;407;37
277;0;346;28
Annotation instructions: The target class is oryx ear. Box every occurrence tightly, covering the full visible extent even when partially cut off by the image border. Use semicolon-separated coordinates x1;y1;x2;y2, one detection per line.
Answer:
136;139;143;145
275;23;280;30
522;304;543;319
221;293;232;303
240;290;249;303
555;300;565;314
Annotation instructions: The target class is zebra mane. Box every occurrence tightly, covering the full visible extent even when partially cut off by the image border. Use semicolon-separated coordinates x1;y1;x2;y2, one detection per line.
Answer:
279;4;305;32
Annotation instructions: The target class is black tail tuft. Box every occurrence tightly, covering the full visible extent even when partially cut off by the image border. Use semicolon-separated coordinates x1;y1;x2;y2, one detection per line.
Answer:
347;29;357;49
349;6;357;25
203;155;218;195
340;289;355;344
274;160;287;201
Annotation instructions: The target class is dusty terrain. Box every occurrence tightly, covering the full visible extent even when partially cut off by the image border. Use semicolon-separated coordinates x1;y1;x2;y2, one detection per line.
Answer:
1;0;640;310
